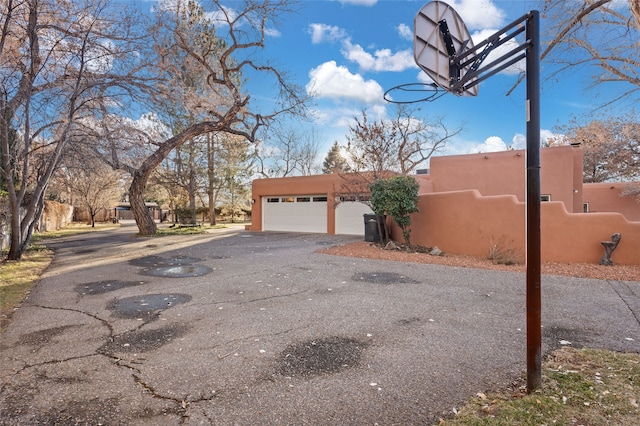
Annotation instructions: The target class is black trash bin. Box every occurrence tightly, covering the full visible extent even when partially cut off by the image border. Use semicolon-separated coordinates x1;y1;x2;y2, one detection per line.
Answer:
364;214;385;242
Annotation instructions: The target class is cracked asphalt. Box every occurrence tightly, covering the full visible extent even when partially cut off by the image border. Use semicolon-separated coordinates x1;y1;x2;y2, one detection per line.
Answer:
1;223;639;425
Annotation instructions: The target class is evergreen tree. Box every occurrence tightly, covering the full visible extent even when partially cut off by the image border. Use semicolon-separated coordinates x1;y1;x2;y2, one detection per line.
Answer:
322;142;349;174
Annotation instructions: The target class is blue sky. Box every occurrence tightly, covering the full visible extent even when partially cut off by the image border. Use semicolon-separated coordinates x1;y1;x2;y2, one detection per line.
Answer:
143;0;629;162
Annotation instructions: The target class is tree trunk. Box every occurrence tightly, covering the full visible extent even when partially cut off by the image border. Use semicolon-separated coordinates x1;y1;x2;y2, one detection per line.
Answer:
7;202;22;260
188;141;197;225
207;133;217;225
129;171;156;235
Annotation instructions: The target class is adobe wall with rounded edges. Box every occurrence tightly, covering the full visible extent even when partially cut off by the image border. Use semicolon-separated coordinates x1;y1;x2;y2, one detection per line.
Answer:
402;190;639;265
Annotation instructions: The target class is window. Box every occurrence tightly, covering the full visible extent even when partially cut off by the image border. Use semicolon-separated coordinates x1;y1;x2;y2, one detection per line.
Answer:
296;197;311;202
540;195;551;202
339;194;371;202
281;197;295;203
313;196;328;202
583;203;590;213
266;197;279;203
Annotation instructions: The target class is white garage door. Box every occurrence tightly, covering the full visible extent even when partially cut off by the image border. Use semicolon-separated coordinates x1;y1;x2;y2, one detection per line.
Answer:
263;195;327;233
335;201;373;235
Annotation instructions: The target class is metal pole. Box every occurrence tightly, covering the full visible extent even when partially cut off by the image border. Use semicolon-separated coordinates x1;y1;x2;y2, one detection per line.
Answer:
525;10;542;392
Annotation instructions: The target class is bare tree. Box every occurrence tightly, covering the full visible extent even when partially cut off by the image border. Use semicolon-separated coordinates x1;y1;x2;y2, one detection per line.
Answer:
0;0;152;259
344;105;461;177
57;159;123;227
553;114;640;183
509;1;640;104
94;0;308;235
254;125;321;177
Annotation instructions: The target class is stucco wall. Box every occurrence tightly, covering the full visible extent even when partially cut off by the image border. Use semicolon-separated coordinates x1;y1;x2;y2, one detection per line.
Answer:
428;145;583;212
583;182;640;221
404;190;640;265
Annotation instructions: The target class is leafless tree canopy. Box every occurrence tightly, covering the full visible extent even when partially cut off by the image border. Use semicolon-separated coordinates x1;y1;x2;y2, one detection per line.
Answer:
254;126;321;178
553;114;640;183
1;0;153;259
94;0;309;235
1;0;310;259
535;0;640;105
345;106;462;177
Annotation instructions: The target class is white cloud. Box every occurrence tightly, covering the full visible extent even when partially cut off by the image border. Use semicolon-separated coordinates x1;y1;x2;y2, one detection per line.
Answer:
265;27;281;37
513;129;562;149
447;0;506;30
512;133;526;149
341;39;417;72
417;71;435;85
469;135;508;153
308;23;347;44
306;61;384;103
204;5;237;26
397;23;413;41
470;29;525;75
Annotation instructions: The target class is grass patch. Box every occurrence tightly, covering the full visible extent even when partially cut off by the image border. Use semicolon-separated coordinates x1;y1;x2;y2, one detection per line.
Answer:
31;222;120;241
154;223;228;236
0;245;53;332
441;347;640;425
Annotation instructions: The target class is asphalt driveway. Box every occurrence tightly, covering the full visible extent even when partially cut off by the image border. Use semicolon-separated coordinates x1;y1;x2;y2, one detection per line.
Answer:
1;224;639;425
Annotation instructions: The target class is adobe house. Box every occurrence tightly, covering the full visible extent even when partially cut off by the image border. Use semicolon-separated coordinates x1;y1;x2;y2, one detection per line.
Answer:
248;145;640;265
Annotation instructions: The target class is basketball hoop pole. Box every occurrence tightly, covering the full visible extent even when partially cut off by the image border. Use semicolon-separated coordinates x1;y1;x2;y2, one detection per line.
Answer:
412;2;543;392
525;10;542;393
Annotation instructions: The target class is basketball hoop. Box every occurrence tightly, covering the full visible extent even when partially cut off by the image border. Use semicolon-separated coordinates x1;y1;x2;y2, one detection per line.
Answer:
414;1;478;96
383;82;446;104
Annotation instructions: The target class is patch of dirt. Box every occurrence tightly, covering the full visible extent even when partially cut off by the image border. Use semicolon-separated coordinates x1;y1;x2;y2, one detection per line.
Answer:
320;241;640;282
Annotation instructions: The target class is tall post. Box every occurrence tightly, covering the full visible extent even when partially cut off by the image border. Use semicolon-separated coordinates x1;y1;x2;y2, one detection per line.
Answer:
525;10;542;392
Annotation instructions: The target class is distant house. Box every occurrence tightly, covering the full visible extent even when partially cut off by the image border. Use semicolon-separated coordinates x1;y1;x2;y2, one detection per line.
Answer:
113;202;160;221
248;145;640;265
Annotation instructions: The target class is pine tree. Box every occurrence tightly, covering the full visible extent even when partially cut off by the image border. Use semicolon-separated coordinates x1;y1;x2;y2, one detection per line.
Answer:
322;142;349;174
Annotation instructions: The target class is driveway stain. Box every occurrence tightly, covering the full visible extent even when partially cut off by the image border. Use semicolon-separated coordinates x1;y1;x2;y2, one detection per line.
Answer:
75;280;145;295
19;325;81;346
100;323;189;354
139;264;213;278
108;293;192;319
277;336;369;377
128;255;201;267
128;255;214;278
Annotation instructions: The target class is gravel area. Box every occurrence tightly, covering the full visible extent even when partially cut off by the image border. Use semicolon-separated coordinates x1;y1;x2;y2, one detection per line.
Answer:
320;241;640;282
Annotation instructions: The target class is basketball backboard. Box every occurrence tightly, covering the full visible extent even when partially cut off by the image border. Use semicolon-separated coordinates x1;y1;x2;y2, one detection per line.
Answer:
414;1;478;96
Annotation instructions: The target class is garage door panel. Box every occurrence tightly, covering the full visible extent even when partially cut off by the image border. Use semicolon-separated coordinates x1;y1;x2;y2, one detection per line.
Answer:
335;201;373;235
263;196;327;233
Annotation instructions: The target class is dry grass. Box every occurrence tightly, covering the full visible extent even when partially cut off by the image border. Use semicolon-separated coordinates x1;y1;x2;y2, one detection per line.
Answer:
441;347;640;425
0;246;53;331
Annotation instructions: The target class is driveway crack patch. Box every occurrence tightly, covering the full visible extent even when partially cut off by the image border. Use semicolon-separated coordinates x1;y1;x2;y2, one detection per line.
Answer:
35;304;114;335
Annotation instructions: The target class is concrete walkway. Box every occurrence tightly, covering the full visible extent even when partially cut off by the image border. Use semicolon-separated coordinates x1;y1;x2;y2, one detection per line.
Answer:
1;224;639;425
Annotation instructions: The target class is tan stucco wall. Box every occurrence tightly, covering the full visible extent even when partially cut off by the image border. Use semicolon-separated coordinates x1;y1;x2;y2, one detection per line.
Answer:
583;182;640;221
404;190;639;265
428;145;584;212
